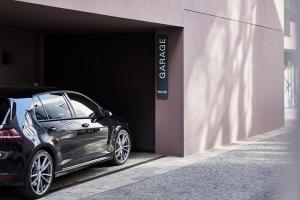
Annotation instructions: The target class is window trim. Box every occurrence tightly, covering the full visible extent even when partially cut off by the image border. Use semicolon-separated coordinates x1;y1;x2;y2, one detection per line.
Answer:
37;118;77;123
35;92;74;121
32;95;49;121
0;97;12;125
64;91;104;120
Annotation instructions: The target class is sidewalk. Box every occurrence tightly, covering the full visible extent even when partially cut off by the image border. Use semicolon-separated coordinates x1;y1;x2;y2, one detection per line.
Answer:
45;118;294;200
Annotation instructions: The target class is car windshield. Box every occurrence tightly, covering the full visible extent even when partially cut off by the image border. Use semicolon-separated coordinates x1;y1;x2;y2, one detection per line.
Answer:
0;97;11;125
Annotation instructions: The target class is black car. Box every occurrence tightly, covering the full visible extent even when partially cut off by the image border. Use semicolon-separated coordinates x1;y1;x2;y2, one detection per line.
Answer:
0;87;131;198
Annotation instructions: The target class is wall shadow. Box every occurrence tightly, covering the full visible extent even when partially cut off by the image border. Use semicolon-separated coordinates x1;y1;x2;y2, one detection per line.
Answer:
184;0;284;155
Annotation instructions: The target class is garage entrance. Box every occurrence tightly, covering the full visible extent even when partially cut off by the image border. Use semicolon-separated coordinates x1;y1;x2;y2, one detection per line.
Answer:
0;0;185;156
44;32;155;152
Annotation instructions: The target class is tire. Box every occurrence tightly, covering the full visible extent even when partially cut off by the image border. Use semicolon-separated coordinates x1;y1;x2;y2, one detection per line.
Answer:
21;150;54;199
112;129;131;165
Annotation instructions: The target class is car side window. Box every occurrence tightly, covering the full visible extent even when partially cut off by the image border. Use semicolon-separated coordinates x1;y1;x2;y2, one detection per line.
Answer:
33;96;48;121
38;93;72;120
67;93;101;118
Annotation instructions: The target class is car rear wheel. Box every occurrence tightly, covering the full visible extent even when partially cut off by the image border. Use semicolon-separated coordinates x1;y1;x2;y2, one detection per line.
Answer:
22;150;54;199
113;129;131;165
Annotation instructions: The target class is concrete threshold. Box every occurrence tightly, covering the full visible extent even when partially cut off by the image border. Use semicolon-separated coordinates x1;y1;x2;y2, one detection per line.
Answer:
51;152;163;192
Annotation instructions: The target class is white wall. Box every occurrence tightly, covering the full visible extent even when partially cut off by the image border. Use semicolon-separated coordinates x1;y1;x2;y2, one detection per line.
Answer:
285;21;297;51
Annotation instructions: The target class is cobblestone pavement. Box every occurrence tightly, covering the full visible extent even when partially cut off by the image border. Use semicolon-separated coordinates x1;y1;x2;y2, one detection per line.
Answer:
43;117;294;200
84;132;292;200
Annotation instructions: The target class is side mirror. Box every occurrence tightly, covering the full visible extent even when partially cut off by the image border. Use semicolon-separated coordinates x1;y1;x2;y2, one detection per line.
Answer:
104;110;112;118
90;112;99;123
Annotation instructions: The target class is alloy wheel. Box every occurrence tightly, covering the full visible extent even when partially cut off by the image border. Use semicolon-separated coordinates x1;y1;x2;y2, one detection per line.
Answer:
115;130;130;162
30;152;53;195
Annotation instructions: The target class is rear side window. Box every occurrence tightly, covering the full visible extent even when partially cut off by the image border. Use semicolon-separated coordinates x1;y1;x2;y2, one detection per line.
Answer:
67;93;101;118
33;96;48;121
0;98;10;125
38;93;72;120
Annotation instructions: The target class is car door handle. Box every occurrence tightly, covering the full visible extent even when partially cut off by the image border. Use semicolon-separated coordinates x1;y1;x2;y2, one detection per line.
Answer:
48;127;57;132
82;123;90;128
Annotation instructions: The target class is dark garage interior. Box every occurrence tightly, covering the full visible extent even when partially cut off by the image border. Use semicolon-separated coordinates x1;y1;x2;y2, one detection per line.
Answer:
0;0;162;153
44;32;156;152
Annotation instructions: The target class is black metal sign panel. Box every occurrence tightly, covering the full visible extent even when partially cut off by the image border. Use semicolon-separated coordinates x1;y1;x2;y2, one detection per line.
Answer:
156;34;168;100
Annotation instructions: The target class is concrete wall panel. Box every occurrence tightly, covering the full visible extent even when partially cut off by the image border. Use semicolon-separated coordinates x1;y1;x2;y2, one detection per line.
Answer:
155;28;184;156
183;9;284;155
184;0;284;31
16;0;184;27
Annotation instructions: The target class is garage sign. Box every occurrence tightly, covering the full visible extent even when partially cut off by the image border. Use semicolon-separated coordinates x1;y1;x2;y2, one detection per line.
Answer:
156;34;168;100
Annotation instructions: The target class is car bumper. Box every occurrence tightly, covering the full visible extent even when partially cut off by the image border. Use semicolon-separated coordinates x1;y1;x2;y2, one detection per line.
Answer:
0;173;23;186
0;151;25;186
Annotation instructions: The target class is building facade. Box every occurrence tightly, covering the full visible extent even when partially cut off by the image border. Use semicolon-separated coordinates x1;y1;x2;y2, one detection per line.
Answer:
0;0;284;156
284;0;297;108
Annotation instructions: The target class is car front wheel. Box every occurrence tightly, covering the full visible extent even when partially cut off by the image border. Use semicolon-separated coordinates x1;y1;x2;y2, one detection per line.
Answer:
22;150;54;199
113;129;131;165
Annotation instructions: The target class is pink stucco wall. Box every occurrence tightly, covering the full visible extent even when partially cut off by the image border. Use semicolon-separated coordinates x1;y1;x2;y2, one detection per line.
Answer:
184;0;282;30
155;28;184;156
16;0;184;27
183;1;284;155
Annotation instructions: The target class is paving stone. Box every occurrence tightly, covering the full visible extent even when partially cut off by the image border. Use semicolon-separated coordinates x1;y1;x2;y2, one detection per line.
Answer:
44;120;294;200
85;132;292;200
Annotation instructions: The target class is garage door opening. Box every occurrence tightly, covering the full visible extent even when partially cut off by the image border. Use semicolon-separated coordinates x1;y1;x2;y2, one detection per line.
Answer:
44;32;155;152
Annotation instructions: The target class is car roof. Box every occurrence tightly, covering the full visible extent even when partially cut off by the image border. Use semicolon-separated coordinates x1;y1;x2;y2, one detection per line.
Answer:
0;86;59;98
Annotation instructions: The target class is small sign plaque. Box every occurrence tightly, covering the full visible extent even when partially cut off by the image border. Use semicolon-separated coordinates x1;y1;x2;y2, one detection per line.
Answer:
156;34;168;100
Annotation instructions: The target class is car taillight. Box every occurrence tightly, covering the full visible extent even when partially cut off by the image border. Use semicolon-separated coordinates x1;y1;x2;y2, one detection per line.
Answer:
0;129;21;141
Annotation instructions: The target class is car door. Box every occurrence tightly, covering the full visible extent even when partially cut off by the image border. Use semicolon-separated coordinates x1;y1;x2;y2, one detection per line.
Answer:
65;92;110;162
35;93;83;169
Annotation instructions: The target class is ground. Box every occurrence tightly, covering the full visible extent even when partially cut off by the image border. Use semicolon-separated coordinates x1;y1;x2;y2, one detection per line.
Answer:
83;132;292;200
1;111;295;200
